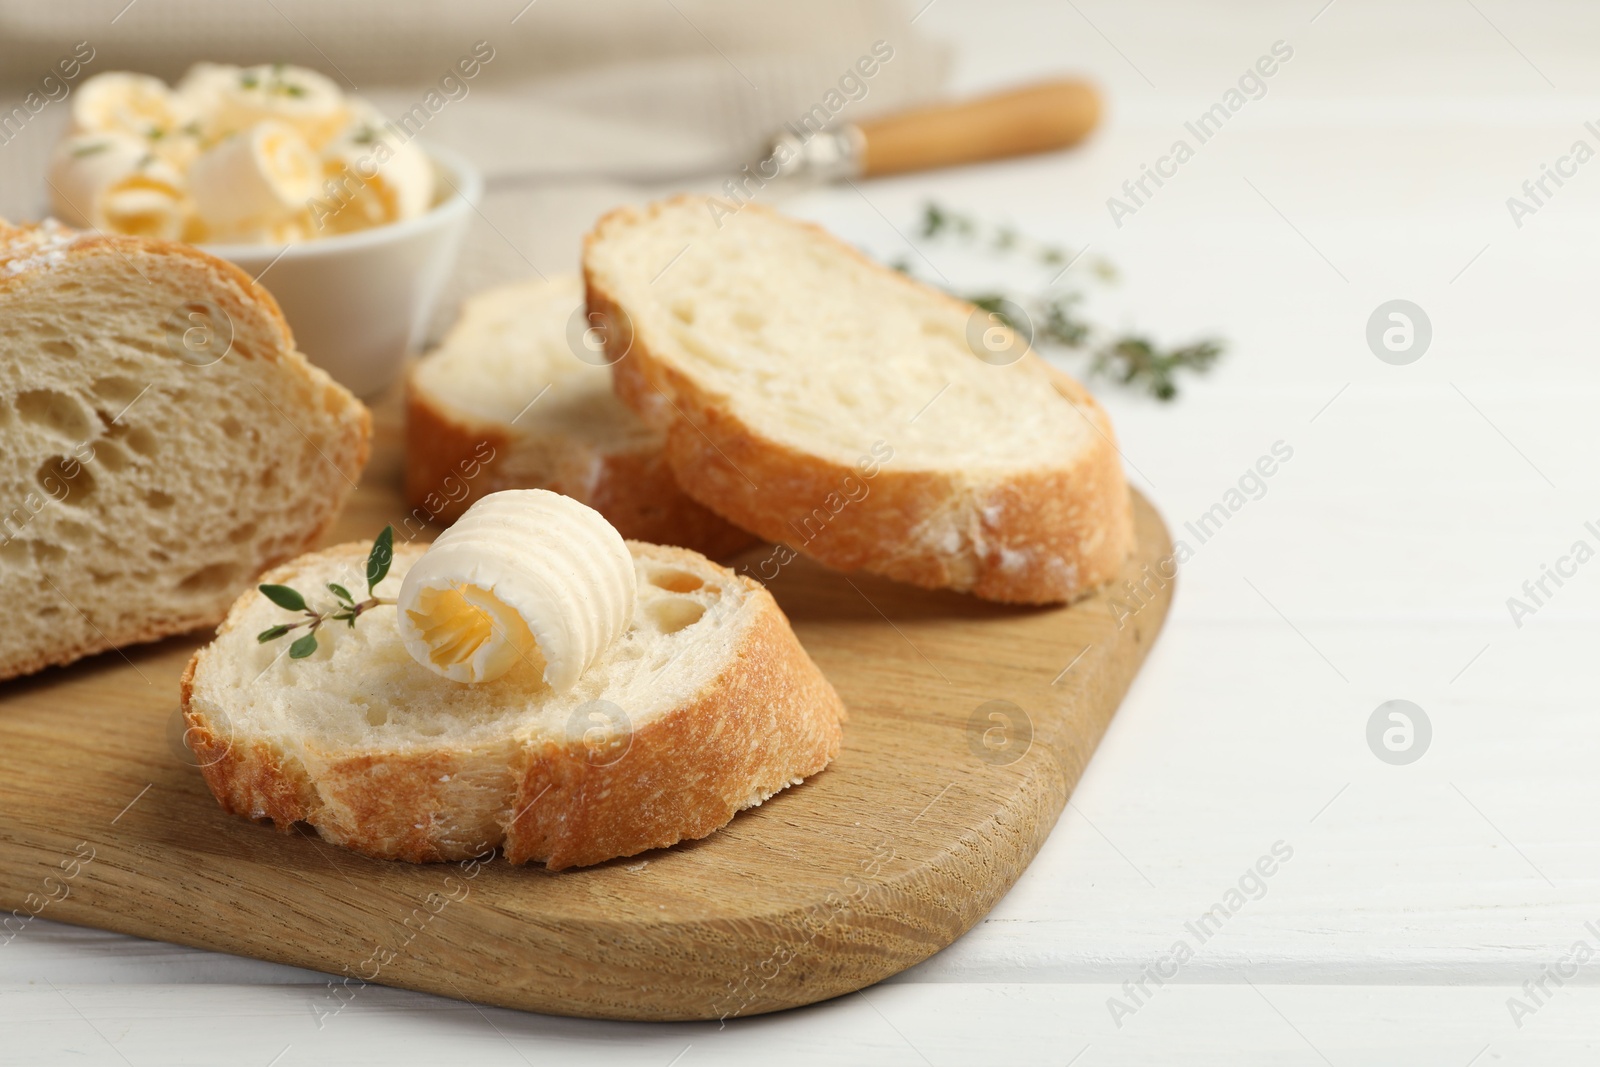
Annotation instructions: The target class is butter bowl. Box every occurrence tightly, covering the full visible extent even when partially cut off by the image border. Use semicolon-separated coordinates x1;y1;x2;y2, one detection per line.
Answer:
201;143;481;397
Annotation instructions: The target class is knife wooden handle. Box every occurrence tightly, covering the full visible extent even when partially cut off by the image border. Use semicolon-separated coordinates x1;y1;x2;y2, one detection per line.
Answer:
858;79;1100;178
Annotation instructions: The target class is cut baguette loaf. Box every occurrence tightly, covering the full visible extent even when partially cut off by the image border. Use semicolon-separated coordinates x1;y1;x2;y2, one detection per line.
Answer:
583;197;1134;604
181;538;845;870
406;274;754;558
0;219;370;682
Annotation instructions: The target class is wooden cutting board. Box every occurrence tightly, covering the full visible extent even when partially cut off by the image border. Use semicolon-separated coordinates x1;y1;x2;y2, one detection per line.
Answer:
0;392;1172;1022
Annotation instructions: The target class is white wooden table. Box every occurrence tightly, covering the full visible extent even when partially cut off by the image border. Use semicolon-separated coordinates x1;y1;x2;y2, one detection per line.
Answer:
8;1;1600;1061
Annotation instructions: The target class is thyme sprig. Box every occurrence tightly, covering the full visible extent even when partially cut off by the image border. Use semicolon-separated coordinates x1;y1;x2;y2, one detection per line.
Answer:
918;202;1116;279
903;203;1225;402
257;526;395;659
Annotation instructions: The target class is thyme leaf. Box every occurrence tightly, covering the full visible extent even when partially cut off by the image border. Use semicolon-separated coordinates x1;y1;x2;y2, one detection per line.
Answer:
366;525;394;593
258;584;306;611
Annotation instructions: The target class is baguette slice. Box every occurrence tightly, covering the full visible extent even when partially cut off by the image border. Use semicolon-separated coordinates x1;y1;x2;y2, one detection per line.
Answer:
181;539;845;870
0;219;370;682
583;197;1134;604
406;274;755;558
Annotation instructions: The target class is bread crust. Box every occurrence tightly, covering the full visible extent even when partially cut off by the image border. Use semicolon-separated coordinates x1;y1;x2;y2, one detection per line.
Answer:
404;363;756;559
181;542;845;871
583;198;1133;605
402;370;511;525
0;220;371;681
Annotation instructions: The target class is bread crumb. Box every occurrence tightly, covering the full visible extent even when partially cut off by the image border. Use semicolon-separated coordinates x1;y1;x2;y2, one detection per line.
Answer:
625;860;648;872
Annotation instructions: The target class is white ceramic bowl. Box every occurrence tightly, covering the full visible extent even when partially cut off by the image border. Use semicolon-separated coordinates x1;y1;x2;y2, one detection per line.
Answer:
201;143;481;398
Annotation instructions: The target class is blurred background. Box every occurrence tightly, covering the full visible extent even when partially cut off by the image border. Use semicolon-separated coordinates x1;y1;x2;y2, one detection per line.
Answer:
7;0;1600;352
1;0;952;307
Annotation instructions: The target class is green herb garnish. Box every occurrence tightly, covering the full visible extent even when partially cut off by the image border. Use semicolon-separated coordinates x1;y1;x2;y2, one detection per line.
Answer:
257;526;397;659
909;202;1222;401
1093;336;1224;401
241;65;306;98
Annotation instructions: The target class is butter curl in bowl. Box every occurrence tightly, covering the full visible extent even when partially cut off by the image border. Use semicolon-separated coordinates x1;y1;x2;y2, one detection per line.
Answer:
44;60;485;396
48;63;433;244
